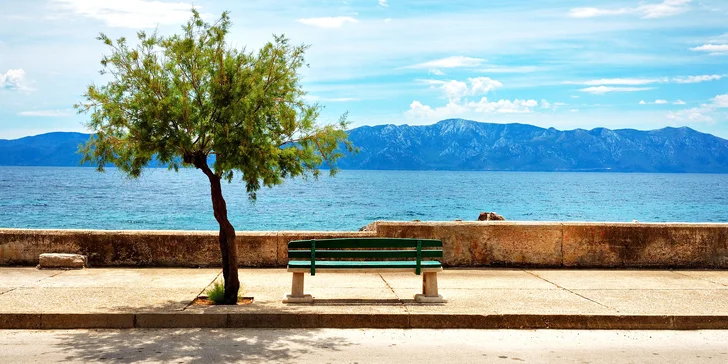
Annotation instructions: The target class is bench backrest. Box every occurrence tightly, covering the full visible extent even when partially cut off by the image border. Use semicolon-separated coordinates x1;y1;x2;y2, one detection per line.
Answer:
287;238;443;275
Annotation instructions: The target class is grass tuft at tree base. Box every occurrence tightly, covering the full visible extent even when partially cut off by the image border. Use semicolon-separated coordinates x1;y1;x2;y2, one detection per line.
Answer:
206;280;226;304
205;279;246;305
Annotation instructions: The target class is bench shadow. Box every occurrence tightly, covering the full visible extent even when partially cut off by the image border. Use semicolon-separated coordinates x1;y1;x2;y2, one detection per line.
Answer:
400;299;447;306
287;298;445;306
303;298;403;306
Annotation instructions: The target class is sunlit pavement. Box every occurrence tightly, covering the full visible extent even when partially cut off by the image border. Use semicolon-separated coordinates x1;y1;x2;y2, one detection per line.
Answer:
2;328;728;363
3;268;728;319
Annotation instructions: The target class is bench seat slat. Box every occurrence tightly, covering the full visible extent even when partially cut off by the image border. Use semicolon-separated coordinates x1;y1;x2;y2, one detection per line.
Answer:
288;238;442;249
288;250;443;259
288;260;442;270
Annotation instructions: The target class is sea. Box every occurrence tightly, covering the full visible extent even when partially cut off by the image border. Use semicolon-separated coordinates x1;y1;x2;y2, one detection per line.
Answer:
1;167;727;231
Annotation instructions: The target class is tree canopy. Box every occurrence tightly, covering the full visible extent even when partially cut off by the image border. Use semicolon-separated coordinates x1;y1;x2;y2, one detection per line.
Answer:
78;10;353;198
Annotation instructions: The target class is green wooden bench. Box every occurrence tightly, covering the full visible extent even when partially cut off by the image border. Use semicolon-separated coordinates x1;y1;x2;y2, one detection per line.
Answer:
283;238;446;303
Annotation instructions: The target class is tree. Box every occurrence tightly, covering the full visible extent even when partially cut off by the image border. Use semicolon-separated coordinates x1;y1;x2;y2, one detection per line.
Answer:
77;10;353;304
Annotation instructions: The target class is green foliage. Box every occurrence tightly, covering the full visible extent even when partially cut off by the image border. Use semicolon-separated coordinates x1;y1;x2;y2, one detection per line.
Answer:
77;9;354;198
205;279;239;304
206;279;225;304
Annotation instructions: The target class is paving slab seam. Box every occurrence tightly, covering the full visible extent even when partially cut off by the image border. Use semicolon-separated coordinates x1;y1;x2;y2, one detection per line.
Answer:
378;273;409;314
182;270;222;311
523;270;618;312
670;270;728;288
0;270;66;297
5;313;728;330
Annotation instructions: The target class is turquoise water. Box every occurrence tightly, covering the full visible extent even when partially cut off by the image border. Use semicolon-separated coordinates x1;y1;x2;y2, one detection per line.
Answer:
1;167;727;230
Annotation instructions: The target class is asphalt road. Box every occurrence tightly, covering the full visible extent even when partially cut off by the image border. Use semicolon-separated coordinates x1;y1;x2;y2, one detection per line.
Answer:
1;329;728;363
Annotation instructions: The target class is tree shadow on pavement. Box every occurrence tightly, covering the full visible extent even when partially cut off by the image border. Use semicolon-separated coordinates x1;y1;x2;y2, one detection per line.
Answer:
53;328;355;363
108;299;197;313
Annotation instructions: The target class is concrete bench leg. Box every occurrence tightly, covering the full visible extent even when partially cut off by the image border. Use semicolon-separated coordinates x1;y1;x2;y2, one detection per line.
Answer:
283;272;313;303
415;272;447;303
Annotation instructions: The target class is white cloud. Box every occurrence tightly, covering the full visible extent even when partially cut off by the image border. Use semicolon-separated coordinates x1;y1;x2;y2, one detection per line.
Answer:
569;0;691;19
467;98;538;113
569;7;631;18
579;86;654;94
666;106;714;122
569;109;579;113
428;68;445;76
407;76;540;119
640;99;674;105
469;77;502;95
666;94;728;122
674;100;686;105
18;109;74;117
423;77;502;101
538;100;567;110
406;97;541;119
405;100;456;119
378;0;388;7
422;79;468;100
713;94;728;107
570;75;721;92
571;78;666;86
478;65;541;74
690;44;728;54
51;0;197;28
639;0;691;18
673;74;723;83
406;56;485;69
711;33;728;42
297;16;358;28
0;69;27;91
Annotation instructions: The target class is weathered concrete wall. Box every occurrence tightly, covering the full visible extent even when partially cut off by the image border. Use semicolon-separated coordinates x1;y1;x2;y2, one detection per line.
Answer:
1;222;727;268
0;229;373;267
375;222;564;267
375;221;728;268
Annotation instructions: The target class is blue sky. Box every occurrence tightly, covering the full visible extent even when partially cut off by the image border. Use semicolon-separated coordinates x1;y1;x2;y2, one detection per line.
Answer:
1;0;727;139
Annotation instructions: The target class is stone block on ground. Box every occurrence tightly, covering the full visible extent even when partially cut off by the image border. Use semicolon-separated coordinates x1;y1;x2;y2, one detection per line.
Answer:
38;253;87;269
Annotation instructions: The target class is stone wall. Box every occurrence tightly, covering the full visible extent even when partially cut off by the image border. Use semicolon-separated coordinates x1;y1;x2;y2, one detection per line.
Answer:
375;222;728;268
0;229;374;267
1;221;727;268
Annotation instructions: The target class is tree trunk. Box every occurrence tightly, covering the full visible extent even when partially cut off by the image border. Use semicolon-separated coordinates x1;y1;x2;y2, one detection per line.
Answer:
190;152;240;304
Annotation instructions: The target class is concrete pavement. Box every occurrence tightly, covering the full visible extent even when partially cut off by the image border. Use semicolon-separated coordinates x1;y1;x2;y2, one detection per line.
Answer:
3;329;728;363
2;268;728;329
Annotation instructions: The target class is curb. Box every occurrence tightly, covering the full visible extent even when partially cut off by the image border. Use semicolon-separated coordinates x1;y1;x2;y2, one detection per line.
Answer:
3;313;728;330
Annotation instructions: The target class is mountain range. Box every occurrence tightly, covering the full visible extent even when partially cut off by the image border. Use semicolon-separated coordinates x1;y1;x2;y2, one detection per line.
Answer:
2;119;728;173
0;132;91;166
